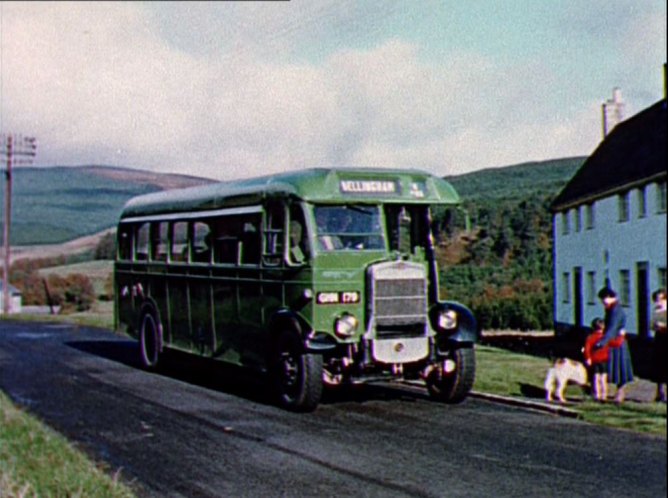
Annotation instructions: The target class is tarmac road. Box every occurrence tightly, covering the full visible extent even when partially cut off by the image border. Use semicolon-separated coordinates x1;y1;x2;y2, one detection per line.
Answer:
0;321;665;498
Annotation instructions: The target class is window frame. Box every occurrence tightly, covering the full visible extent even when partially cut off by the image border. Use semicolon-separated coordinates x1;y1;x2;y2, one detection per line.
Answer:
618;192;630;222
619;269;631;307
638;186;647;218
584;203;595;230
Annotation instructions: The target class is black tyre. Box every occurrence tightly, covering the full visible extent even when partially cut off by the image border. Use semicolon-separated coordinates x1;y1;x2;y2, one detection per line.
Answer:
273;330;323;412
139;309;162;370
426;346;475;403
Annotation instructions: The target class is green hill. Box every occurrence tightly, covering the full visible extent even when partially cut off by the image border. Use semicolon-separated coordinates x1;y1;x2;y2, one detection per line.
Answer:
445;157;585;201
0;166;212;245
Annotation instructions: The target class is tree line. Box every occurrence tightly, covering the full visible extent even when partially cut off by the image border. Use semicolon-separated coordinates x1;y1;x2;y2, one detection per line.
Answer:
435;194;563;331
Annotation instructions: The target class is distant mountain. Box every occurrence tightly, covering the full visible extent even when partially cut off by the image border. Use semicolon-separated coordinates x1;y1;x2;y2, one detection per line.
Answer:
1;166;213;245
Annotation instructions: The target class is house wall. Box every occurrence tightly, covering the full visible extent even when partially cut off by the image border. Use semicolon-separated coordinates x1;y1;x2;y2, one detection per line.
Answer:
553;180;667;336
0;293;23;315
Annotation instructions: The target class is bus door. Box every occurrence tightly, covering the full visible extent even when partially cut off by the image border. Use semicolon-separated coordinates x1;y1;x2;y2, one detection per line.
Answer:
236;213;264;367
260;202;289;364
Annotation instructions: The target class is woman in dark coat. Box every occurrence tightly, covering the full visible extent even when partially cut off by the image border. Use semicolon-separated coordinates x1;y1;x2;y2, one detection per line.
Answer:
650;289;666;402
597;287;634;404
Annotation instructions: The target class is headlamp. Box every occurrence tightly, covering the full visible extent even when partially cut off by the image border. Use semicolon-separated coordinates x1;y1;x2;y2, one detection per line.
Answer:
438;309;458;331
335;313;359;338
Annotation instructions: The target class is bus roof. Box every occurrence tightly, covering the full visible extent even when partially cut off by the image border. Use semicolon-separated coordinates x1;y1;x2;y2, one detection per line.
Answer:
120;167;461;219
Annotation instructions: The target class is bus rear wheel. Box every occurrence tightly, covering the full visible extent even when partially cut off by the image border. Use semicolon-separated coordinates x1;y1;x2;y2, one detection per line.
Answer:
426;346;475;404
273;330;323;412
139;310;161;370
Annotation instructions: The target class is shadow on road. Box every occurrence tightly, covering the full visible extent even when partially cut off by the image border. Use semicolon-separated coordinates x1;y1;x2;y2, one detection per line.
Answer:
66;339;431;409
66;339;140;368
66;340;275;407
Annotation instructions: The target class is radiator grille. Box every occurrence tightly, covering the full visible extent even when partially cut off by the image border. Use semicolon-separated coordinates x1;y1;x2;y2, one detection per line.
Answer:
369;262;427;337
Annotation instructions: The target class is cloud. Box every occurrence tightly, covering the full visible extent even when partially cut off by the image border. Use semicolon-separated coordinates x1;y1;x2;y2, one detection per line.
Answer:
1;2;660;181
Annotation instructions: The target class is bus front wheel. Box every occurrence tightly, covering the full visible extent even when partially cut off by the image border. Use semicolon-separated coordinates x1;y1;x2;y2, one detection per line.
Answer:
273;330;323;412
139;310;162;370
426;346;475;404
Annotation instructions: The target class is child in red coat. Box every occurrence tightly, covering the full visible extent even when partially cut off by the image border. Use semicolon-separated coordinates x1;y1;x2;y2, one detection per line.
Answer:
584;317;624;401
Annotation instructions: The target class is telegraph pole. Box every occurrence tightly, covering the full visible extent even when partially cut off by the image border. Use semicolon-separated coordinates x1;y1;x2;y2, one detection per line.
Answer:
1;134;37;315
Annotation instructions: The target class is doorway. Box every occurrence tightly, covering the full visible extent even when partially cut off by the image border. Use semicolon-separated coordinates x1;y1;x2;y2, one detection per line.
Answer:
636;262;649;338
573;267;583;328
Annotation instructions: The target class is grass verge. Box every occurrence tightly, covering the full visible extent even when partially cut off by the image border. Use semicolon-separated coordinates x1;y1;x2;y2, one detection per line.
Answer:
0;391;135;498
475;345;667;437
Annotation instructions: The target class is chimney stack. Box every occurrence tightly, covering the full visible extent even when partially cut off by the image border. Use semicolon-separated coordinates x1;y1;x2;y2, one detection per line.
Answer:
601;87;625;138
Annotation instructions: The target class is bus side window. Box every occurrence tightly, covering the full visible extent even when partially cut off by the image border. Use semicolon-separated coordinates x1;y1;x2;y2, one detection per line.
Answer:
192;221;212;263
241;216;261;265
170;221;189;262
212;217;238;265
135;223;150;261
151;222;169;262
118;225;133;260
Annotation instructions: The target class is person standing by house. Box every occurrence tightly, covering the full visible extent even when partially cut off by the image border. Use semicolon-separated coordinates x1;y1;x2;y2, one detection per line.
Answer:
650;288;667;402
596;287;634;404
583;318;610;401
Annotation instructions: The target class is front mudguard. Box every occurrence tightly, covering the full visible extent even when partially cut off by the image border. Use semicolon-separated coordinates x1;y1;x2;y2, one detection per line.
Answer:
268;309;337;354
430;301;479;350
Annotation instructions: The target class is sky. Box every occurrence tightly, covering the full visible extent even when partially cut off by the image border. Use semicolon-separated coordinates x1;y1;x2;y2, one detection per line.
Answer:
0;1;666;181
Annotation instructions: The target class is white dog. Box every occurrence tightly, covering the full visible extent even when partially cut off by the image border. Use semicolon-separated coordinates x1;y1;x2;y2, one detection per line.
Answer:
544;358;588;403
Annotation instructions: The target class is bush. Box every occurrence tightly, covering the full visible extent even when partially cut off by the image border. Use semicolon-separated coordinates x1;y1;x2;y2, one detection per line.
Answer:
44;273;96;313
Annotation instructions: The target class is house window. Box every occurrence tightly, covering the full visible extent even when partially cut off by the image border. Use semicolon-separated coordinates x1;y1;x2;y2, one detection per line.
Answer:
618;192;630;222
619;270;631;307
575;206;582;232
562;272;571;303
658;182;667;213
659;267;667;290
585;203;595;229
561;211;570;235
587;271;596;304
638;186;647;218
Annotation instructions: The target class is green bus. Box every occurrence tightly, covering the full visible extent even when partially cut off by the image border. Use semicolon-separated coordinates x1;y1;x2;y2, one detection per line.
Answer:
114;168;478;411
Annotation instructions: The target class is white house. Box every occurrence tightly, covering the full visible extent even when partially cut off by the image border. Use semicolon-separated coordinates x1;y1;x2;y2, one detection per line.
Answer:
551;93;666;338
0;280;23;315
